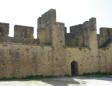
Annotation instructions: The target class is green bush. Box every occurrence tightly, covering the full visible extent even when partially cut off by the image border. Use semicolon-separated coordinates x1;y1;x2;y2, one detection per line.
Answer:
82;72;112;77
79;48;82;51
64;74;71;77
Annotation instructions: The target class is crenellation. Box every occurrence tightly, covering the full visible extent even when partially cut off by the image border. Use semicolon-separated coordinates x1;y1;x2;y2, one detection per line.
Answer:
83;17;96;31
14;25;34;44
37;9;56;45
0;22;9;42
65;18;97;48
98;27;112;48
70;24;83;33
65;24;85;47
38;9;56;29
0;9;112;78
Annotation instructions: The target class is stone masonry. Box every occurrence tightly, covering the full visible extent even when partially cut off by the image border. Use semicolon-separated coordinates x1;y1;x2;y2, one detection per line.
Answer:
0;9;112;78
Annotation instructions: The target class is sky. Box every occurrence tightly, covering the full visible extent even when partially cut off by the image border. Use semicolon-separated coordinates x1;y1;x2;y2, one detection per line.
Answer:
0;0;112;38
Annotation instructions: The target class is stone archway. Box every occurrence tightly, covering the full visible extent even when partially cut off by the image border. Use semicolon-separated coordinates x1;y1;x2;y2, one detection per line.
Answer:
71;61;78;76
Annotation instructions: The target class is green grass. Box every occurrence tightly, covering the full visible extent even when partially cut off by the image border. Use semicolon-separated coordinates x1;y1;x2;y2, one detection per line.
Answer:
0;75;54;81
79;48;82;51
0;72;111;81
82;72;112;77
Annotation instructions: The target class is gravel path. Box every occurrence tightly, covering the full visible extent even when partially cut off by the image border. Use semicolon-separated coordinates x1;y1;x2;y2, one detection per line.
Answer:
0;76;112;86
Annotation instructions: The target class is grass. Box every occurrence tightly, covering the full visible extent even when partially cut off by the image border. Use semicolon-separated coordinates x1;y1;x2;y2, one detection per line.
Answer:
0;75;54;81
0;72;112;81
79;48;82;51
82;72;112;77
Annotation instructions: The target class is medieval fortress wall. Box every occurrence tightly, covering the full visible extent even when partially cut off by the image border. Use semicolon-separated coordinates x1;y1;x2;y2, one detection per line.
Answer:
0;9;112;78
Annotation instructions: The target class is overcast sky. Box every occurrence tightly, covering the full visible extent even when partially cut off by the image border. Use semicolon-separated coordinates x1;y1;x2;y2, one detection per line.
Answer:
0;0;112;38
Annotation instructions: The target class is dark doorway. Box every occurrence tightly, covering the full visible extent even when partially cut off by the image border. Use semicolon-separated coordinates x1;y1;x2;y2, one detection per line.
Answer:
71;61;78;76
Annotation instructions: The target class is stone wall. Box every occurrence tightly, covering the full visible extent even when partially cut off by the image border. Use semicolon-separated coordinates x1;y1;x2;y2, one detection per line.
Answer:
51;23;67;76
65;24;86;47
0;9;112;78
0;42;100;78
37;25;52;45
65;18;96;48
98;28;112;48
0;22;9;42
38;9;56;29
66;48;99;75
98;44;112;72
37;9;56;45
14;25;34;44
0;43;53;78
0;23;39;44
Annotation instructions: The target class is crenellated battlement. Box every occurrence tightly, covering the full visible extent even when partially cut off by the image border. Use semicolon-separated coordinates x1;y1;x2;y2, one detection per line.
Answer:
98;27;112;48
0;22;9;42
38;9;56;29
0;9;112;78
0;9;112;48
0;22;39;44
14;25;34;43
65;17;96;48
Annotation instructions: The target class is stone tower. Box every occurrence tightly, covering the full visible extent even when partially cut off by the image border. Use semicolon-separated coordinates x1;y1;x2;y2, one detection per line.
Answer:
37;9;67;76
84;18;98;52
